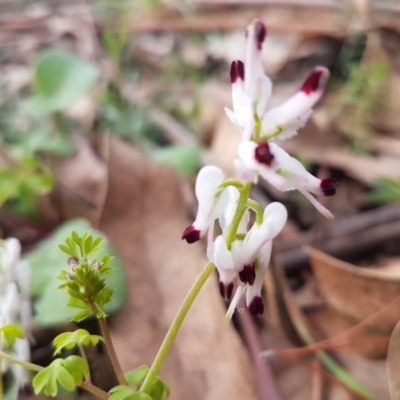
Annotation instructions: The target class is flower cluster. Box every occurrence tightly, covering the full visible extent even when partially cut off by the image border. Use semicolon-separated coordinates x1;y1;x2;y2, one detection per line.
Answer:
182;20;337;318
0;238;32;390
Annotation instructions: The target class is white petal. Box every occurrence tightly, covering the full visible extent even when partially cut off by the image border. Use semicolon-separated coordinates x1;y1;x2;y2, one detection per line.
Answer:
298;188;334;220
239;202;287;268
246;241;271;306
245;21;272;114
193;166;224;234
15;260;31;298
232;78;252;128
1;238;21;281
225;284;245;321
273;110;313;141
214;236;235;285
261;68;329;139
224;107;242;133
219;187;239;233
234;159;258;184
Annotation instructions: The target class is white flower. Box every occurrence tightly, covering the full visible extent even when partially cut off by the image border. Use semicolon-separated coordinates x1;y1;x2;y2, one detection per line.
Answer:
0;238;32;389
182;166;230;244
237;141;337;219
224;19;329;142
215;202;287;317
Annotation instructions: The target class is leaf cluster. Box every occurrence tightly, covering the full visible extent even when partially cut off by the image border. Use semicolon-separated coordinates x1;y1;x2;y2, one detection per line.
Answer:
0;324;25;347
109;365;170;400
58;230;115;321
53;329;104;355
32;356;89;397
0;154;53;216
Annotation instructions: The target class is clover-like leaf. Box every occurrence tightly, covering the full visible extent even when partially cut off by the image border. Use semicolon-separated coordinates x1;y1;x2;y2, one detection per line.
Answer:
0;324;25;347
109;385;153;400
62;355;89;385
27;50;99;115
125;365;149;388
32;359;76;397
53;329;104;355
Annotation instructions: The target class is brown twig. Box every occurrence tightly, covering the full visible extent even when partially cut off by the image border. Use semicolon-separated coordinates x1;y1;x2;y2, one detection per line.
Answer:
236;304;285;400
276;203;400;273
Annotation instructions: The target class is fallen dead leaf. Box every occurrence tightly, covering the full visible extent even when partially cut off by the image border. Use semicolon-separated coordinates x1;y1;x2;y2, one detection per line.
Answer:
387;319;400;400
306;246;400;335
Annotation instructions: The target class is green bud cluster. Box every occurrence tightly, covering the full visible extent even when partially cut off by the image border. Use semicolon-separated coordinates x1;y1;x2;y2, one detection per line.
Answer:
58;231;115;322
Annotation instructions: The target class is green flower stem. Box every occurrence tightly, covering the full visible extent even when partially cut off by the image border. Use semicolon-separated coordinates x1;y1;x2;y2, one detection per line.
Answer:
78;343;91;382
140;262;216;394
246;199;264;224
0;351;108;399
225;182;252;249
97;317;127;386
219;179;243;190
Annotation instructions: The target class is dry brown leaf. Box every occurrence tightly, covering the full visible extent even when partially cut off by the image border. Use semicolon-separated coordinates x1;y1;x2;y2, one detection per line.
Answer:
387;319;400;400
98;137;259;399
306;246;400;335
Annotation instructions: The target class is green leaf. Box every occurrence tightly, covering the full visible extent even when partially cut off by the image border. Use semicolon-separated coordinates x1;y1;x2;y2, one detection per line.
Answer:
63;356;89;385
0;324;25;347
149;379;165;400
25;218;127;326
70;310;92;323
53;329;104;355
109;385;153;400
365;178;400;203
32;359;78;396
125;365;149;387
59;244;76;257
152;145;202;176
27;50;99;114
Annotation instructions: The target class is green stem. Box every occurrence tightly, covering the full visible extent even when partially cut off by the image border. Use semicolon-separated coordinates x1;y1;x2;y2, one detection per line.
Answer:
0;351;109;399
78;343;91;382
225;182;252;249
97;317;127;386
246;199;264;224
140;262;216;394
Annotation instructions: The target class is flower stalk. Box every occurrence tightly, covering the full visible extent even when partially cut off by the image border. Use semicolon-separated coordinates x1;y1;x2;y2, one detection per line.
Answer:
140;262;216;394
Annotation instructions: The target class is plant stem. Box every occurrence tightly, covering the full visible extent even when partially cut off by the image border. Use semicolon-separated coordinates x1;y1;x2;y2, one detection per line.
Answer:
225;182;252;249
140;262;215;394
0;351;109;399
98;317;127;385
79;343;91;382
81;381;109;400
0;351;42;372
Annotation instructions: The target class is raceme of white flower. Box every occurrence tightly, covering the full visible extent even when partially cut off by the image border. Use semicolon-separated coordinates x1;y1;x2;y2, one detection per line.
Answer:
182;19;338;318
0;238;32;390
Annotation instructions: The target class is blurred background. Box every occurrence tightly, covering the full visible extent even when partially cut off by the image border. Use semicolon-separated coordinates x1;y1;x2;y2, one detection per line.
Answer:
2;0;400;399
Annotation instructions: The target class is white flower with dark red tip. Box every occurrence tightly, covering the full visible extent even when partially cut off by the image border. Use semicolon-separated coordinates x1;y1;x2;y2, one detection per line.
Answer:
182;166;229;243
238;140;338;219
225;19;329;143
260;67;330;141
225;203;287;318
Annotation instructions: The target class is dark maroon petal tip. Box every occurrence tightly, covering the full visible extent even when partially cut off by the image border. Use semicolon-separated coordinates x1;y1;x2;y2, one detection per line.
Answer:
219;281;234;300
255;21;267;50
301;68;327;95
248;295;264;316
255;142;274;166
320;178;338;197
182;225;201;243
230;60;245;83
239;264;256;286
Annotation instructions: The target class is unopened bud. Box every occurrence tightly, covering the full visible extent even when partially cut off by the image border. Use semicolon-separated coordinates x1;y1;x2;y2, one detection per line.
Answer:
67;257;78;270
